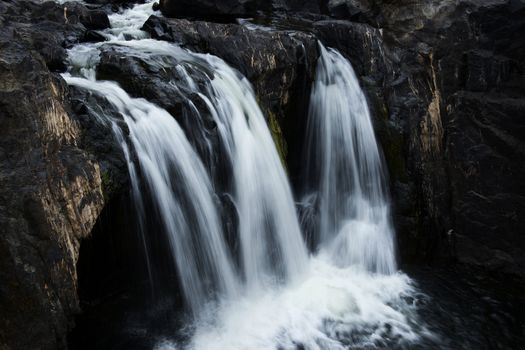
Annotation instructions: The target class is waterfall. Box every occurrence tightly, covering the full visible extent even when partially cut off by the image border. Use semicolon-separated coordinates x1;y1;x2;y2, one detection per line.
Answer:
62;1;422;348
63;0;307;312
194;54;309;289
303;43;396;274
65;75;240;314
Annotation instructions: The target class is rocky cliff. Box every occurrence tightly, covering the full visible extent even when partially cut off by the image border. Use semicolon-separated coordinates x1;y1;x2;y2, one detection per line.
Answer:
0;1;124;348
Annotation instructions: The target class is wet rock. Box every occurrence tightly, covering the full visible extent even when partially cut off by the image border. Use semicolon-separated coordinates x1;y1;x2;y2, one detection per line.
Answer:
95;45;227;184
0;0;106;72
313;19;387;79
142;15;319;182
159;0;267;20
64;2;111;30
0;1;120;349
325;0;372;20
82;29;107;43
158;0;323;20
84;0;146;7
0;34;105;350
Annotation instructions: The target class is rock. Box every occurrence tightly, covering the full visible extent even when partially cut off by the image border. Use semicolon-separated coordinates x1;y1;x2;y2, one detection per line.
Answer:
313;19;387;79
0;1;121;349
0;36;105;350
446;92;525;276
82;29;107;43
64;2;111;31
326;0;372;20
84;0;146;7
464;49;512;92
0;0;109;72
159;0;267;20
272;0;323;14
142;15;318;181
158;0;324;20
95;45;225;180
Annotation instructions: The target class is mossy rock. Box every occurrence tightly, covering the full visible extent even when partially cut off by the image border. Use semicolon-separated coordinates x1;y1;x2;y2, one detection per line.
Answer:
256;96;289;171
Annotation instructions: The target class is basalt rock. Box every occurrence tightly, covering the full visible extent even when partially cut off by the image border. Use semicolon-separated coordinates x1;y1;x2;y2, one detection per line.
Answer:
158;0;324;20
158;0;267;20
0;1;119;349
325;0;373;21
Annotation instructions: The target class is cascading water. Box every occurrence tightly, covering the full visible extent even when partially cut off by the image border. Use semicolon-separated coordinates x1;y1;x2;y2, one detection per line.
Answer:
65;76;240;314
61;1;426;349
303;43;396;274
193;55;309;289
64;0;307;311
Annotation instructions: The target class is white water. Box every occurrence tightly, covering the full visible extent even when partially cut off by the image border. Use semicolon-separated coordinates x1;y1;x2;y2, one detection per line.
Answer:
60;1;424;348
65;75;240;313
304;43;397;274
194;55;309;289
64;0;308;307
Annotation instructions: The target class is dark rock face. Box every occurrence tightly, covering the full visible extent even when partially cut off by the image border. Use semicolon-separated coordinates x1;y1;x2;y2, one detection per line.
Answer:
159;0;323;20
0;1;116;349
159;0;267;20
447;93;525;273
325;0;372;20
0;50;104;348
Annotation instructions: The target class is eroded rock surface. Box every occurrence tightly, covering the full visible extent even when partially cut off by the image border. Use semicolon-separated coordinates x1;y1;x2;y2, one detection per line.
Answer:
0;1;116;349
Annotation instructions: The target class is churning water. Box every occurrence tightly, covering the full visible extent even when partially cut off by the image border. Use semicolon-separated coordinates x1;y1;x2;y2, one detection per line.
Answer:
61;1;426;348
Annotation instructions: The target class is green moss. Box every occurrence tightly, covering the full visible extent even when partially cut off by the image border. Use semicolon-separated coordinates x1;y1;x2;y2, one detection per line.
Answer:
266;109;288;170
100;170;113;200
255;95;289;170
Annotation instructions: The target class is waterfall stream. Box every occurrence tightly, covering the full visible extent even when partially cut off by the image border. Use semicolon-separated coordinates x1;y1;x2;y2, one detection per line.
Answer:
62;1;425;349
303;43;396;274
65;75;240;314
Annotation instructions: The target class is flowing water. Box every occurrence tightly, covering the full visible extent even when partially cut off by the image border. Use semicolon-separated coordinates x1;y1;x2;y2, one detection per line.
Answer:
303;43;396;274
61;1;426;349
65;75;240;314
